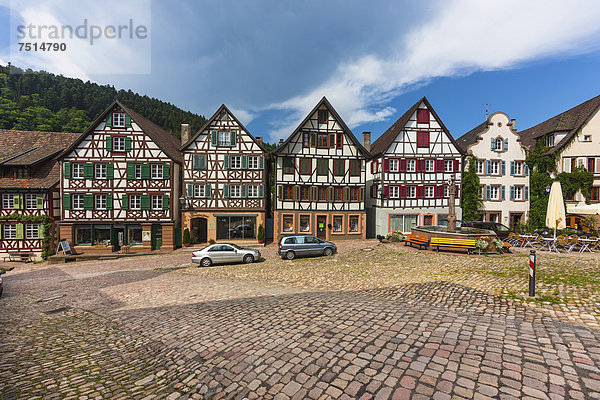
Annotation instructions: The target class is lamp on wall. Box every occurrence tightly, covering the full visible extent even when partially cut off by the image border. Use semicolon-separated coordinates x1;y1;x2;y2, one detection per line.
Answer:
545;185;551;193
179;196;187;209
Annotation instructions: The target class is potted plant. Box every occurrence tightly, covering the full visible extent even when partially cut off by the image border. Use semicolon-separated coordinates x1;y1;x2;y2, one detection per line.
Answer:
182;228;191;247
209;239;216;245
385;230;404;242
257;224;265;244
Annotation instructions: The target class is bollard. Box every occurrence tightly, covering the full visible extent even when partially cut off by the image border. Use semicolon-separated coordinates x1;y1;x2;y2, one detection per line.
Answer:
529;250;536;297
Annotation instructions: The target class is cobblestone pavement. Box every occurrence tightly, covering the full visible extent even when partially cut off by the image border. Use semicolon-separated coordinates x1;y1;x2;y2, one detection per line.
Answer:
1;245;599;399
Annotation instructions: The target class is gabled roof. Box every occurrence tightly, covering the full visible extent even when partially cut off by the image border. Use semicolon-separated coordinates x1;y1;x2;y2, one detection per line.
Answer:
519;94;600;151
180;104;267;153
455;120;489;153
273;96;371;158
60;100;182;163
370;96;465;157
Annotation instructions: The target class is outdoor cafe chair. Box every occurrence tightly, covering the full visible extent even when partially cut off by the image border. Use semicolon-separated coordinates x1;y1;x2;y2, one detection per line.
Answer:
588;236;600;252
567;235;581;253
556;235;570;253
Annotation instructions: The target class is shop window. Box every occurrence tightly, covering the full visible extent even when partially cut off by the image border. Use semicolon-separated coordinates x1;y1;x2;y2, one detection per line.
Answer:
282;215;293;232
217;216;256;240
299;215;310;232
349;215;359;232
74;225;92;245
127;225;142;245
93;225;111;246
389;214;419;233
333;216;343;232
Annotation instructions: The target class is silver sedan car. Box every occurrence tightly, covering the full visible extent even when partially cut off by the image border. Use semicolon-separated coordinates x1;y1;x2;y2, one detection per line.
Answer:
192;243;261;267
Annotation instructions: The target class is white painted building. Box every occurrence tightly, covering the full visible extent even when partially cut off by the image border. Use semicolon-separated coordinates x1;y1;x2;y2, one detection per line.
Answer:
457;112;529;228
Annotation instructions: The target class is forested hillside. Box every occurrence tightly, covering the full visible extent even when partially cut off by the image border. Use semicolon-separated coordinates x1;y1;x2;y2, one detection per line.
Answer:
0;65;206;137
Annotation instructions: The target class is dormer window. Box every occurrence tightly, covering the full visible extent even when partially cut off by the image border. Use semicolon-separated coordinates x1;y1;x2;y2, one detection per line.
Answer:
546;134;554;147
318;110;328;124
15;167;30;179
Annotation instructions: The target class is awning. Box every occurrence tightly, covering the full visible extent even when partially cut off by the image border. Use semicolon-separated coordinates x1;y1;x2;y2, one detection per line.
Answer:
566;203;600;215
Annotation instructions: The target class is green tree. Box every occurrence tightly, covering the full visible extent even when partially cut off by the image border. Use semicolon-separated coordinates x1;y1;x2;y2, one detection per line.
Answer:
525;141;556;229
461;156;483;221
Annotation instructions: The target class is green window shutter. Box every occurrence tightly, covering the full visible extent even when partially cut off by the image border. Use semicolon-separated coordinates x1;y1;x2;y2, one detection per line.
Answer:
125;137;132;152
84;163;93;179
224;155;229;170
141;194;151;210
13;194;21;209
64;162;71;179
122;194;128;210
199;154;206;170
230;131;237;147
241;155;248;169
64;193;71;210
141;164;150;179
206;184;211;198
106;136;112;152
162;194;169;210
16;224;24;239
187;184;193;197
259;156;264;169
258;184;264;198
105;113;112;127
127;164;135;179
224;184;229;198
241;184;247;198
36;194;44;209
106;194;113;210
124;114;131;127
107;164;114;180
194;154;201;170
163;163;170;179
211;131;217;147
84;194;93;210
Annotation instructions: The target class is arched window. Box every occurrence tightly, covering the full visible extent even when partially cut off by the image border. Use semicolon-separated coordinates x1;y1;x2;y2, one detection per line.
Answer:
495;137;503;151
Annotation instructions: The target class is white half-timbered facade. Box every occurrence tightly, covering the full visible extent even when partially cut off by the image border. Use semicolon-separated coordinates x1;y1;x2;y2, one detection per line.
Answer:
58;101;182;253
366;97;464;236
274;97;370;242
180;105;269;243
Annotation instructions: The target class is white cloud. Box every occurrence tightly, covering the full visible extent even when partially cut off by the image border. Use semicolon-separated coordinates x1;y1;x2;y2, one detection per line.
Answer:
265;0;600;140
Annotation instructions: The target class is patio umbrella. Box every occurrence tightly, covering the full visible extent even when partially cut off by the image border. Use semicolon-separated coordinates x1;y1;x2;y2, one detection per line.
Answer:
546;181;566;239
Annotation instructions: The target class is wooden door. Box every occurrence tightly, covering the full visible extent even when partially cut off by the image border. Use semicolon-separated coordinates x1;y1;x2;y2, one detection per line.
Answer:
317;216;327;240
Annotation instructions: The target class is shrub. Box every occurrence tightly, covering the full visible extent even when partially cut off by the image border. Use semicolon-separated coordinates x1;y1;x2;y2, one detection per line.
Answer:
257;224;265;241
182;228;191;245
209;238;216;244
385;231;404;241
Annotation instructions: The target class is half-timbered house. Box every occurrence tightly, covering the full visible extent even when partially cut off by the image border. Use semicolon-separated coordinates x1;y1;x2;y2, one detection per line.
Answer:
0;130;78;259
274;97;370;242
366;97;464;236
58;101;182;253
179;105;269;244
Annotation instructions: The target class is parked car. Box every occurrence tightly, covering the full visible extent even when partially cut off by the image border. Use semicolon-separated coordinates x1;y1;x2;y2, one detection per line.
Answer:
278;235;337;260
192;243;260;267
0;270;5;297
461;221;512;239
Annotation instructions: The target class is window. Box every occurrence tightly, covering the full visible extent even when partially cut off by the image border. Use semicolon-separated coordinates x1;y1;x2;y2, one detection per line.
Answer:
300;186;311;201
588;158;596;173
317;159;328;176
318;187;327;201
333;216;343;232
407;186;416;198
248;156;259;169
217;216;256;240
25;194;37;209
193;185;206;198
3;225;16;239
300;158;312;175
349;187;360;201
425;186;434;198
95;164;107;179
490;161;499;175
299;215;310;232
230;156;242;169
14;167;29;179
416;131;430;148
495;137;503;151
151;164;163;179
591;187;600;201
490;186;499;200
283;215;294;232
73;164;85;179
476;160;485;175
349;160;361;176
303;132;310;148
389;159;399;172
333;187;344;201
333;160;345;176
230;185;242;198
93;225;111;246
72;194;84;210
425;160;434;172
130;195;141;210
134;164;142;179
336;132;343;149
113;136;126;151
389;186;399;198
316;133;329;148
444;160;453;172
514;186;523;200
417;109;430;124
318;109;328;124
407;159;416;172
151;195;163;210
95;195;107;210
349;215;359;232
582;135;592;142
218;131;230;146
127;225;142;245
248;185;260;198
113;113;125;127
74;225;92;245
546;134;554;147
389;214;419;233
283;185;294;200
25;224;39;239
283;157;295;174
514;161;523;175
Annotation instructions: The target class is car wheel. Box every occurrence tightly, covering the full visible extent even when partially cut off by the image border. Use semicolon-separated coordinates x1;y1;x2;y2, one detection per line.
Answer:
243;254;254;264
200;257;212;267
323;247;333;256
285;251;295;260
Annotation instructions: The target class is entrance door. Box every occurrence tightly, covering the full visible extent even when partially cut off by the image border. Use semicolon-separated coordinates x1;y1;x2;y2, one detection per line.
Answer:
510;213;523;230
316;216;327;240
423;215;434;226
191;218;208;244
113;226;124;251
151;224;162;250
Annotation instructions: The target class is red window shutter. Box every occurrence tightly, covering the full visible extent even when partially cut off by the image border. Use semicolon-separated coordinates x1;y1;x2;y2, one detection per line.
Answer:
417;186;424;198
383;186;389;198
453;159;459;172
416;131;430;148
400;186;406;199
435;185;442;198
417;159;425;172
384;158;390;172
370;161;374;174
435;159;444;172
455;185;460;198
417;109;430;124
399;159;407;172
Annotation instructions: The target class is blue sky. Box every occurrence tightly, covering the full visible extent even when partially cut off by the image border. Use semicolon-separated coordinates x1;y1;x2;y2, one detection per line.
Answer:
2;0;600;144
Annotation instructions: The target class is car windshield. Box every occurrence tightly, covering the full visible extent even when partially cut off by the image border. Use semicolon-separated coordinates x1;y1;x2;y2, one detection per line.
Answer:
496;224;510;232
228;244;242;250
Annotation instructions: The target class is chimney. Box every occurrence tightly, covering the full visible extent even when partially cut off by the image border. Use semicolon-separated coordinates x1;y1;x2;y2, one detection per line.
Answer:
181;123;191;144
510;119;516;130
256;136;263;146
279;139;284;146
362;131;371;152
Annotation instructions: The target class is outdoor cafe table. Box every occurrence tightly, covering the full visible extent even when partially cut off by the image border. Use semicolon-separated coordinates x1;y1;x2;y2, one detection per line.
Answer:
520;234;537;248
538;237;560;253
578;238;597;253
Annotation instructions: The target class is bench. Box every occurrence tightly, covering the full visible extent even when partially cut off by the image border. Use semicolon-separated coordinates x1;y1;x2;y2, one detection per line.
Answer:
403;234;429;250
3;252;34;262
430;237;477;254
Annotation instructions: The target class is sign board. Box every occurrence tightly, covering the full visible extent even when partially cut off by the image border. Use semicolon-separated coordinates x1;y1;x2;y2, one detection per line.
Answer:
142;231;151;241
118;232;124;246
57;239;72;255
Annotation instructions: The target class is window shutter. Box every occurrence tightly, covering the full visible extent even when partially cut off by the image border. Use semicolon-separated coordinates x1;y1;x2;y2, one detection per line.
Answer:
258;184;264;198
84;194;93;210
13;194;21;209
417;159;425;172
501;186;506;201
64;162;71;179
16;224;24;239
259;155;264;169
525;186;529;201
187;184;193;197
105;113;112;127
485;160;491;175
344;187;350;202
455;185;460;198
211;131;217;147
501;161;506;176
106;194;113;210
384;158;390;172
141;164;150;179
36;195;44;209
510;161;515;176
453;159;459;172
224;155;229;170
206;184;212;198
435;185;443;198
125;137;132;152
224;184;230;198
124;114;131;127
293;186;300;201
329;134;335;149
163;163;170;180
490;137;495;150
435;159;444;172
327;187;334;202
359;187;364;202
399;159;407;172
128;164;135;179
504;138;509;152
400;186;407;199
64;193;71;210
141;194;150;210
107;164;114;180
510;186;515;201
230;131;237;147
311;133;317;147
417;186;424;199
486;185;491;200
524;164;530;176
162;194;169;210
278;185;283;200
370;161;375;174
122;194;128;210
241;155;248;169
84;163;94;179
383;186;389;198
241;184;247;198
106;136;112;152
